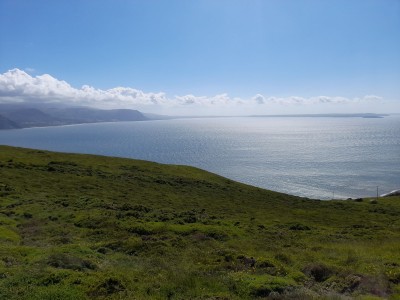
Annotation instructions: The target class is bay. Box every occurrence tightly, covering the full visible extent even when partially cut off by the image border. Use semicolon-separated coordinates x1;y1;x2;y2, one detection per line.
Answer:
0;116;399;200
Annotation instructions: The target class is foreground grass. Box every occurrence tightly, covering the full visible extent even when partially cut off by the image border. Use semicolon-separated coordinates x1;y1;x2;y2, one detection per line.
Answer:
0;145;399;299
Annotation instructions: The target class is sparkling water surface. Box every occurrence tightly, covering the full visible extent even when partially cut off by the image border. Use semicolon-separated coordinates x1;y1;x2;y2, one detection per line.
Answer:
1;116;399;199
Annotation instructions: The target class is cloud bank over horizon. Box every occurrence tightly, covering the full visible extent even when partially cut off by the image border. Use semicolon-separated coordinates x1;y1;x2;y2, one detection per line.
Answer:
0;68;389;115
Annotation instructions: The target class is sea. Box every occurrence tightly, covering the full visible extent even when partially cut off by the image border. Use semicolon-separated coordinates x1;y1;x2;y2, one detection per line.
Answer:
1;116;399;200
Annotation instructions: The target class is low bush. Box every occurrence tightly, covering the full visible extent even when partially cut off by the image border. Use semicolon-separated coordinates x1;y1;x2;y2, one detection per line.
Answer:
47;253;96;271
289;223;310;231
88;277;126;297
302;263;335;282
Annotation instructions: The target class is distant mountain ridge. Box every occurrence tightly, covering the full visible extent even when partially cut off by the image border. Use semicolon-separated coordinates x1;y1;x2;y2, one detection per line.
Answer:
0;114;20;129
0;103;148;129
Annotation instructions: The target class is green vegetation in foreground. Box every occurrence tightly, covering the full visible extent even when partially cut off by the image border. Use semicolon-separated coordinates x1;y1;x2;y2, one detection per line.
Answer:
0;145;399;300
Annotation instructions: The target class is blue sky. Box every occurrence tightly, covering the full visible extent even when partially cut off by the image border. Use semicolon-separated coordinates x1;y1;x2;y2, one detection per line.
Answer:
0;0;399;115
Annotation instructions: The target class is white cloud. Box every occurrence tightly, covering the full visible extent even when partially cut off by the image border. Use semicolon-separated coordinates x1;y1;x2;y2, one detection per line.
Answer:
24;67;35;74
252;94;265;104
0;68;387;115
362;95;383;102
0;69;168;107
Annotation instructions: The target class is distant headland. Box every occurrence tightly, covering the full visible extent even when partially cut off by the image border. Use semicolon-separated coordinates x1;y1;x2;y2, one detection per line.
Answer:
0;101;391;130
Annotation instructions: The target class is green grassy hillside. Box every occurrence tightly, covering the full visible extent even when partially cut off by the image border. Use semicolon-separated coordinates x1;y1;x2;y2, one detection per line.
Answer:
0;145;399;299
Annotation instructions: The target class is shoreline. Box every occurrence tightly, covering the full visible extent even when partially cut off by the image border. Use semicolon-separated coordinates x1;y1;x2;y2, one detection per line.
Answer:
0;144;397;201
1;113;395;131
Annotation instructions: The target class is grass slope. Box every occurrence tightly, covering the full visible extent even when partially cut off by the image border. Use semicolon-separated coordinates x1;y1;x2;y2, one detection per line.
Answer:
0;145;399;299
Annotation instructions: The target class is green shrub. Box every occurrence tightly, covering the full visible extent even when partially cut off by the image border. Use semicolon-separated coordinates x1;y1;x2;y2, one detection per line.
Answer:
231;273;297;298
302;263;335;282
27;286;85;300
47;253;96;271
289;223;311;231
88;277;125;297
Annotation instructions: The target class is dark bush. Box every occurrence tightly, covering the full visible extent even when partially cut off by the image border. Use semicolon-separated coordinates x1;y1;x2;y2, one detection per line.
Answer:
127;225;153;235
47;253;96;271
341;274;362;293
179;210;198;223
47;166;56;172
74;217;108;229
133;205;151;213
237;256;256;268
302;263;334;282
100;278;125;294
0;184;14;192
119;203;133;211
125;211;143;218
23;212;32;219
275;253;292;264
289;223;310;231
89;278;125;297
40;273;66;286
352;224;365;229
257;260;275;268
183;215;197;223
97;247;107;254
206;230;228;241
250;286;285;298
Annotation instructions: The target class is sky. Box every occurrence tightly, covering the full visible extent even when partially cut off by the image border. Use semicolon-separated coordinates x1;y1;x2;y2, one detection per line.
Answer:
0;0;399;115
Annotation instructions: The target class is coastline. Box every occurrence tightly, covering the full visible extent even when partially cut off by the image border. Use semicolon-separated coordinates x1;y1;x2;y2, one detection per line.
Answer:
1;115;399;200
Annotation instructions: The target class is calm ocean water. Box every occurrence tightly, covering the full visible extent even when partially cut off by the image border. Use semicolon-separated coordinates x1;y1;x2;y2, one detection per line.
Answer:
1;116;399;200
